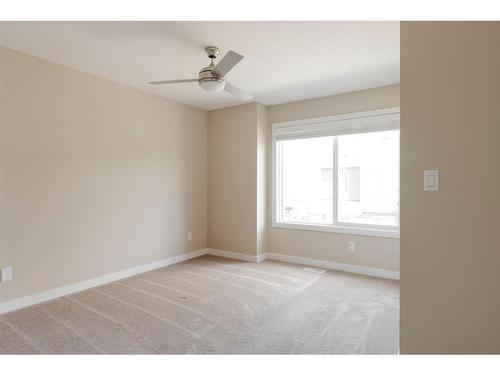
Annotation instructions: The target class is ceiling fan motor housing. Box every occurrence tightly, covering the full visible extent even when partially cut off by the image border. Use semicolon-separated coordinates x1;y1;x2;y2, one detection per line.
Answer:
199;48;225;92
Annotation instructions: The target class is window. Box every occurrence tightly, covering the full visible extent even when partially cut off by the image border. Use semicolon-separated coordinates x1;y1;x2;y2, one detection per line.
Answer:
273;108;400;238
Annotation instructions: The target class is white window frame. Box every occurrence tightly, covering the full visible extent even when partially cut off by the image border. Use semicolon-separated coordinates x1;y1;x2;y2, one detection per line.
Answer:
272;107;400;239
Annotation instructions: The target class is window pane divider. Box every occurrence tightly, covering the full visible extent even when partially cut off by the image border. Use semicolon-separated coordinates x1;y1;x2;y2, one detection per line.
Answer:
332;136;338;226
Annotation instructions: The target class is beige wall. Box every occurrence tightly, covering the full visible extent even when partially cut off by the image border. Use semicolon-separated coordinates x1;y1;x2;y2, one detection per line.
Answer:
0;46;207;302
207;102;268;256
207;86;400;270
256;103;268;255
207;103;258;254
267;85;400;271
400;22;500;353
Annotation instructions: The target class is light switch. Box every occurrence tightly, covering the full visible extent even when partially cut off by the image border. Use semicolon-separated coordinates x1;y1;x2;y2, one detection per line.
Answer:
427;175;435;186
424;170;439;191
0;266;12;282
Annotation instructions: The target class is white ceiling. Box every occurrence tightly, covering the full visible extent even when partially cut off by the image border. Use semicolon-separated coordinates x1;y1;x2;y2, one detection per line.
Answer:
0;22;400;111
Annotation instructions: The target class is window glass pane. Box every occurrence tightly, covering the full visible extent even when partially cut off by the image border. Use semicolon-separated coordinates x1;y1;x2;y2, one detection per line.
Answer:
337;130;399;227
280;136;333;225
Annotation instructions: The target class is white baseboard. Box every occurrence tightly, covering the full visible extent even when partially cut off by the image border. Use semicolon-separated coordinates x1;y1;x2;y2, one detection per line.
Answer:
0;248;208;314
263;252;400;280
256;252;268;263
1;247;398;314
206;249;398;280
207;248;261;263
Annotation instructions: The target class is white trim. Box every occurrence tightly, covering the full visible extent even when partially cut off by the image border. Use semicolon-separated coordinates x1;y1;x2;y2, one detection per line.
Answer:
206;248;398;280
263;252;399;280
272;107;401;128
207;248;264;263
272;107;400;238
0;248;208;314
0;247;398;314
272;222;400;239
256;252;269;263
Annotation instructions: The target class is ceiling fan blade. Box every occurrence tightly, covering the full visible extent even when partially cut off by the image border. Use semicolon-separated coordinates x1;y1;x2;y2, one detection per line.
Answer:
224;82;253;102
212;51;244;77
149;79;198;85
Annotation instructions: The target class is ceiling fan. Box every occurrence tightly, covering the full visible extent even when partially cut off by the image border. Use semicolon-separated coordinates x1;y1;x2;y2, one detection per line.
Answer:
148;46;253;101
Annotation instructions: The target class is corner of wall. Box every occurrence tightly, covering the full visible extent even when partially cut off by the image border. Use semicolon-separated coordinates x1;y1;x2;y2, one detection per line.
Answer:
256;103;269;254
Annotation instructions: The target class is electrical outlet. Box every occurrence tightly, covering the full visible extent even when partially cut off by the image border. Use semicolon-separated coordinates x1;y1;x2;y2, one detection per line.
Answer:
348;242;355;252
1;266;12;282
187;232;192;241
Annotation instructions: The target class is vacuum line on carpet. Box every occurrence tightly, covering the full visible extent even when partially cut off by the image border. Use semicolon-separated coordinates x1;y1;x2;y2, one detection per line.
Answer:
93;288;203;338
116;281;236;334
0;316;43;353
65;294;165;353
35;305;106;354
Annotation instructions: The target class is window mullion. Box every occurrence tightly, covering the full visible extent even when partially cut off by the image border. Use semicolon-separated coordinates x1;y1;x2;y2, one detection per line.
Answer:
276;141;282;223
333;136;338;226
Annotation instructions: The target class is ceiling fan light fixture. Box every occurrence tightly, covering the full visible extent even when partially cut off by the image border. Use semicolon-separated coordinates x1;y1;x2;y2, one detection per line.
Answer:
199;78;225;92
148;46;252;101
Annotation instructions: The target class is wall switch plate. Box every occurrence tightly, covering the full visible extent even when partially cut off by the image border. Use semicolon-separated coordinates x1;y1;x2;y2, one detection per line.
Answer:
1;266;12;282
187;232;192;241
348;242;355;252
424;170;439;191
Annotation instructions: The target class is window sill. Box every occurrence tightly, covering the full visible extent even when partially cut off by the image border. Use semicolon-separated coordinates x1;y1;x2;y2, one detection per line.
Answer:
272;222;400;239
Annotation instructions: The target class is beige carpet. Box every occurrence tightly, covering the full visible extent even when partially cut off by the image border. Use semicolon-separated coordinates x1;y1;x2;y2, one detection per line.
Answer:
0;255;399;354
